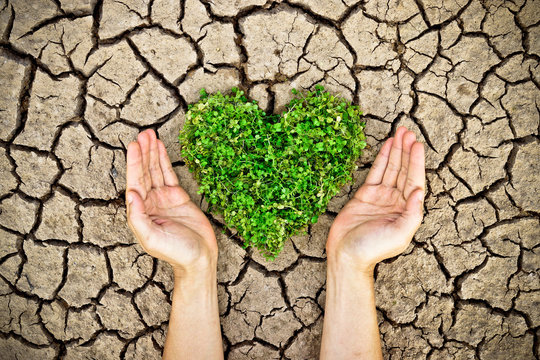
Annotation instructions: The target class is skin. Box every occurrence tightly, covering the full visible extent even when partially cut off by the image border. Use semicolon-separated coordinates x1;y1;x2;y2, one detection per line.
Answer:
125;129;223;360
126;126;425;359
321;126;426;359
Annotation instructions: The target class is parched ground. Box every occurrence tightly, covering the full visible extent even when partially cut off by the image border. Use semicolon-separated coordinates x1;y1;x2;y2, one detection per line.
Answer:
0;0;539;358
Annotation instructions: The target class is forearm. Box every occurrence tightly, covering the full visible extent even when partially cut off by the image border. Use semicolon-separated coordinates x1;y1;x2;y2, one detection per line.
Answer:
320;260;383;359
163;266;223;360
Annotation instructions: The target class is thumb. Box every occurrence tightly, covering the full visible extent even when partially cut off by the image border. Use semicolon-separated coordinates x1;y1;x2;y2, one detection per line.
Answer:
395;188;424;237
126;191;153;241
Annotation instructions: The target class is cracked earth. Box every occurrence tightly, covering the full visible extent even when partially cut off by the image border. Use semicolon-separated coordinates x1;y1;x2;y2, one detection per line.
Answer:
0;0;538;358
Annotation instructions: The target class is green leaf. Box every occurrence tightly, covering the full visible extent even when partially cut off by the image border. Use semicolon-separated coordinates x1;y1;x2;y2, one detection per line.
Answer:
199;88;208;99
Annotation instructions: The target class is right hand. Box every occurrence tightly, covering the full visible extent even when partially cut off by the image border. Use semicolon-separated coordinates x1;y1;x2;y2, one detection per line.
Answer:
326;127;426;274
125;129;218;277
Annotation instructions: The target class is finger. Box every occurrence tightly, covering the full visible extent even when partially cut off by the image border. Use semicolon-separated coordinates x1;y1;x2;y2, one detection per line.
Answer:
394;188;424;240
126;190;154;244
157;139;179;186
396;131;417;192
364;137;394;185
137;131;152;193
404;142;425;199
382;126;407;187
146;129;164;188
126;142;147;199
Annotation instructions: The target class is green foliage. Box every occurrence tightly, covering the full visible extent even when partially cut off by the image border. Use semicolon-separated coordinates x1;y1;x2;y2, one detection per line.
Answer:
179;85;366;260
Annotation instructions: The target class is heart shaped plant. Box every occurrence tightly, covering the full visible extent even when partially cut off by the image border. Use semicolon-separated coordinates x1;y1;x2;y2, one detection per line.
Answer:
179;85;366;260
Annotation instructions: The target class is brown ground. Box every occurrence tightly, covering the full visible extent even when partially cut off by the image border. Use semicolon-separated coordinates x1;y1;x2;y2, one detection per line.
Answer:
0;0;539;359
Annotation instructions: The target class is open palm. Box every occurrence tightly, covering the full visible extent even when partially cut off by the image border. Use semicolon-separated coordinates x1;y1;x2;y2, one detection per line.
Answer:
327;127;425;273
126;129;217;274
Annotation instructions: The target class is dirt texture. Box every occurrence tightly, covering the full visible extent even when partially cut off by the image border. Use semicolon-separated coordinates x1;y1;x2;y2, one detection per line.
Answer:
0;0;539;359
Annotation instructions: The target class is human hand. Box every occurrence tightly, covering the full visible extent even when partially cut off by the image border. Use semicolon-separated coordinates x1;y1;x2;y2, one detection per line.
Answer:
126;129;218;278
326;126;425;275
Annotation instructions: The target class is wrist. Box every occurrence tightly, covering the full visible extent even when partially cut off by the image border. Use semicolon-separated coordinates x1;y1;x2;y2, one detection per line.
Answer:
172;253;217;284
327;252;375;302
327;248;375;279
172;264;217;306
327;260;375;289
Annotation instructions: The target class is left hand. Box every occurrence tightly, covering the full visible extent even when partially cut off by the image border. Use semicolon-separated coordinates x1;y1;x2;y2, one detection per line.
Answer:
125;129;218;277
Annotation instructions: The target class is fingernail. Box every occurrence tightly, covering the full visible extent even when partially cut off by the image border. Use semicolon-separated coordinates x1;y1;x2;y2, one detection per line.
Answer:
127;193;133;204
